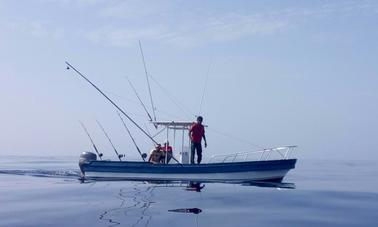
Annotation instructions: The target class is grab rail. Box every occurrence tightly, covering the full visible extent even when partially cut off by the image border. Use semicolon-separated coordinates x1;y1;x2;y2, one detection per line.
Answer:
207;145;297;163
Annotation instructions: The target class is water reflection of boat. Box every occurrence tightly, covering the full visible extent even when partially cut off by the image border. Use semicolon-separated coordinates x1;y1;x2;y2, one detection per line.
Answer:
146;180;294;190
97;181;207;227
99;183;155;227
186;182;205;192
95;180;294;227
241;181;296;189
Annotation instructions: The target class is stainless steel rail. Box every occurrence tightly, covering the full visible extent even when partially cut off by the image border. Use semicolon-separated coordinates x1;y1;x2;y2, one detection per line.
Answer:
207;145;298;163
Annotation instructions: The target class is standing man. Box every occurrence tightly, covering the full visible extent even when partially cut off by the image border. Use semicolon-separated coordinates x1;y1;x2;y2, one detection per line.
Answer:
189;116;207;164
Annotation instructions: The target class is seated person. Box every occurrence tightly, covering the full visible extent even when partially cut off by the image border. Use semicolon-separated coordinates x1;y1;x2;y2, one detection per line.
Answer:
161;141;173;163
148;144;164;164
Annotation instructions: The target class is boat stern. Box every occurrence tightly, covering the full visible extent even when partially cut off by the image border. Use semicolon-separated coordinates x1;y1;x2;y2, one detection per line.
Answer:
79;151;97;177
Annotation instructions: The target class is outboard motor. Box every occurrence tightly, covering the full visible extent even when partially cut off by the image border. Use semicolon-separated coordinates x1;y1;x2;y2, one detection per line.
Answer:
79;151;97;176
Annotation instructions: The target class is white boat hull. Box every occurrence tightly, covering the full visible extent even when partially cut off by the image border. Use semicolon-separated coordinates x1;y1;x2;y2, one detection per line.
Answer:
79;155;297;182
84;169;290;182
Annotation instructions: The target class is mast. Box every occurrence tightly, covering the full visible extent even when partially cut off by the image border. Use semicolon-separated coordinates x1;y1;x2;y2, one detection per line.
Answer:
139;40;157;122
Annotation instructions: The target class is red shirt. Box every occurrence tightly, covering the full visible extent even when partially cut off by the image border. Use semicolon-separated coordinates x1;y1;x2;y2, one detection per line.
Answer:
189;123;205;143
162;145;172;153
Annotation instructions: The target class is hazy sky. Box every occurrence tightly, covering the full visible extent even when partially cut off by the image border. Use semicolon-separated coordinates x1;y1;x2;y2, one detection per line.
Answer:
1;0;378;161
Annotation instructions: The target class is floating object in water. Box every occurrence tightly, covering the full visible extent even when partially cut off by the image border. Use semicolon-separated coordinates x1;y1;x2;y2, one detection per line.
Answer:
168;208;202;214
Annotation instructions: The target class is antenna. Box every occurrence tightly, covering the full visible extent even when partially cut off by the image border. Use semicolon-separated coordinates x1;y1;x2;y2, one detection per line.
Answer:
139;40;157;121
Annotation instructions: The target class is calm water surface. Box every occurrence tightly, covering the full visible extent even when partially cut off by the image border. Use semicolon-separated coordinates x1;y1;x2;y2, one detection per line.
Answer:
0;156;377;227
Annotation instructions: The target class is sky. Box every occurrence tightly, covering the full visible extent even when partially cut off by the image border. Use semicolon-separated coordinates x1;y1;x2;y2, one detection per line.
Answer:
0;0;378;161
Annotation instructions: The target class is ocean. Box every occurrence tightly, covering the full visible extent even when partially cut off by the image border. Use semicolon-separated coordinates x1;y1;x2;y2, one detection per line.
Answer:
0;155;377;227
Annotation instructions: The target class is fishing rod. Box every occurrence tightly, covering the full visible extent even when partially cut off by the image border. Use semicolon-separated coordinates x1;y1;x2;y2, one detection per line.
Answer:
65;61;158;145
126;76;157;129
67;61;182;165
118;112;181;164
117;111;146;162
139;40;157;122
79;121;103;160
96;120;124;161
167;150;183;165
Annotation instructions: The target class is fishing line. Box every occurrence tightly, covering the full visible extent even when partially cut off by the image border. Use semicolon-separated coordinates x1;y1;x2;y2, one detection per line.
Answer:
208;127;265;149
155;108;184;121
148;73;194;120
151;127;166;138
198;56;212;115
124;76;184;121
103;90;152;119
104;89;140;105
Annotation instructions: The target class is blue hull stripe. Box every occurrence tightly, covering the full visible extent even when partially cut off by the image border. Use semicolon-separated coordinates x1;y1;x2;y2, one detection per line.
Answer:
82;159;297;174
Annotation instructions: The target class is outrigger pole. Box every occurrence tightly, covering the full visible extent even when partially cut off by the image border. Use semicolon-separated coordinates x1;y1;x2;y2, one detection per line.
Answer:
126;76;157;129
117;112;146;162
79;121;103;160
96;120;123;161
65;61;158;146
138;40;157;122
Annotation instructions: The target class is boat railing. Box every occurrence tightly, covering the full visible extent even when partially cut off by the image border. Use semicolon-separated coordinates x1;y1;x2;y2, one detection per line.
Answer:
207;145;298;163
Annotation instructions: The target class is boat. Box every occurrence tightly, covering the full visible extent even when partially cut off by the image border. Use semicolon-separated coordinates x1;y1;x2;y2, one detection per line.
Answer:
79;121;297;182
80;158;296;182
65;61;298;183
